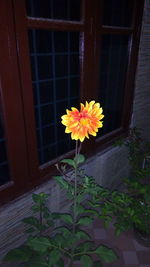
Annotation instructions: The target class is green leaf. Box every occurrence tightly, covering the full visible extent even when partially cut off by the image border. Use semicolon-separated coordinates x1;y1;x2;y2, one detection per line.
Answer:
74;154;85;165
75;230;90;240
75;204;86;215
25;227;35;234
32;194;41;203
3;246;32;262
55;258;64;267
27;237;51;253
27;254;50;267
93;260;103;267
54;176;69;190
80;255;92;267
49;249;61;265
46;219;54;227
39;192;49;199
56;226;72;238
61;159;76;168
87;200;100;208
76;194;84;204
60;213;73;224
115;228;122;237
95;245;118;263
85;209;99;216
43;212;50;219
113;138;124;147
28;262;49;267
53;212;73;224
43;206;50;216
77;217;93;226
51;212;61;219
22;217;39;226
103;220;110;229
77;241;94;253
53;234;66;246
31;205;40;212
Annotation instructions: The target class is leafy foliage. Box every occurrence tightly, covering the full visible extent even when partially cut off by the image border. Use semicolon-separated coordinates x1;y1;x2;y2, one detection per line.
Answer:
80;255;92;267
94;128;150;236
3;152;118;266
114;127;150;177
94;245;118;263
3;246;32;262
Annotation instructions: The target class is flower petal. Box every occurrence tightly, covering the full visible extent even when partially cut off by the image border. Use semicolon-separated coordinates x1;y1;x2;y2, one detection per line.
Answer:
61;101;104;142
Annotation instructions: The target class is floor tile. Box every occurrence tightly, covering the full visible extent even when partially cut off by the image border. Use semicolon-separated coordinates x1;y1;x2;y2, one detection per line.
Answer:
115;235;135;250
4;217;150;266
93;228;107;240
133;239;149;251
123;251;139;264
137;251;150;264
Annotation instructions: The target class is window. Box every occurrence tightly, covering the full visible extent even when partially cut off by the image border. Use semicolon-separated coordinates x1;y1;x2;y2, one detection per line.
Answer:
98;34;129;136
0;0;144;203
0;111;10;186
28;29;80;164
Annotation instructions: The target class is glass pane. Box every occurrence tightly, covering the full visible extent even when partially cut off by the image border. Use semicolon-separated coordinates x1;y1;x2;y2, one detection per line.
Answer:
26;0;81;21
0;113;10;185
103;0;134;27
98;35;129;136
28;29;80;165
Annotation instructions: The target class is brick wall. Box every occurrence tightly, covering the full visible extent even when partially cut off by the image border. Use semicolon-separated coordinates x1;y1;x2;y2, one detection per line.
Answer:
1;0;150;263
132;0;150;141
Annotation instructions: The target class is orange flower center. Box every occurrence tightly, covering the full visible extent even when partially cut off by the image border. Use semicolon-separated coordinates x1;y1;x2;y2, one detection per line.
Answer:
80;117;90;126
74;111;90;126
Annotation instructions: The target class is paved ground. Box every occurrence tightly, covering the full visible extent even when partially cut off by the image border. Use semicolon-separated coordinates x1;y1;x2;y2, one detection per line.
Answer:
2;218;150;266
82;218;150;267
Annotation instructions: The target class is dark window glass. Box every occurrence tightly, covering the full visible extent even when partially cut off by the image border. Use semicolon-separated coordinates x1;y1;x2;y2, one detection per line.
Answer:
39;81;54;104
0;113;10;185
41;104;54;126
57;138;70;156
42;125;55;146
103;0;134;27
98;35;129;136
55;55;68;77
70;55;80;75
29;30;52;54
70;32;80;52
54;32;68;53
56;79;68;100
37;56;53;80
28;29;80;165
70;97;79;109
30;56;36;81
56;100;68;122
70;77;80;97
43;144;57;162
26;0;81;21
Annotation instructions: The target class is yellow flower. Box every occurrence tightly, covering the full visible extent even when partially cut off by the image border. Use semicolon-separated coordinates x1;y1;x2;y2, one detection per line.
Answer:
61;101;104;142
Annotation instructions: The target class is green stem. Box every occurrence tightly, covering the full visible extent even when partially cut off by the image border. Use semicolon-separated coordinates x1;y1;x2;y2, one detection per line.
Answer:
78;141;82;155
74;140;78;231
50;243;72;257
74;250;95;257
70;140;78;267
39;201;43;234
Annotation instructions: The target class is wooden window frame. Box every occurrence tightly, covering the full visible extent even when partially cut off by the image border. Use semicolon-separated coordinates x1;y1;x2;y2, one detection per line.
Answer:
0;0;144;204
